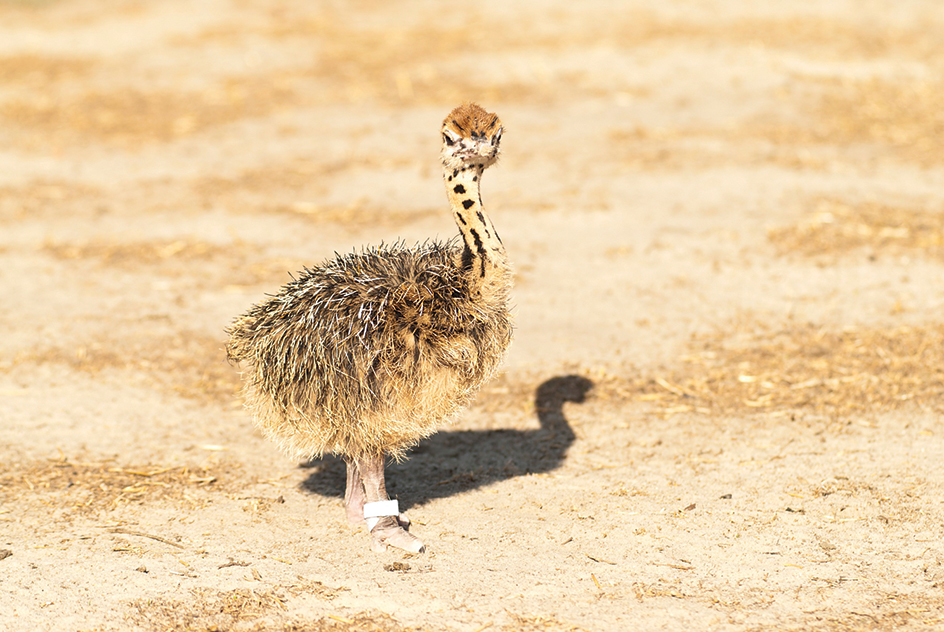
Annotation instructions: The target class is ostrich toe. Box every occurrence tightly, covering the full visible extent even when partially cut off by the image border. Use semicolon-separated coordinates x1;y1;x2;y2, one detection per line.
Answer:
370;516;426;553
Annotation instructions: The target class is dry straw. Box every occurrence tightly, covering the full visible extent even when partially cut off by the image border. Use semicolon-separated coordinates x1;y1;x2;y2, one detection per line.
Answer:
770;198;944;261
595;322;944;419
0;459;230;515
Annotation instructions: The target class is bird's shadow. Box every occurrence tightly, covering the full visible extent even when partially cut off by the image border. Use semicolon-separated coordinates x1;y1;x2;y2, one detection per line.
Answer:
299;375;593;512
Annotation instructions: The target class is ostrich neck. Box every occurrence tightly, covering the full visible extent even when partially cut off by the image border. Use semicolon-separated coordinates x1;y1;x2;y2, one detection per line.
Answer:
444;164;507;281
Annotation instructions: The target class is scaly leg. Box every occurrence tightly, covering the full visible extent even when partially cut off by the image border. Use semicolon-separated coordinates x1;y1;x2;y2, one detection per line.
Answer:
357;453;425;553
343;458;366;525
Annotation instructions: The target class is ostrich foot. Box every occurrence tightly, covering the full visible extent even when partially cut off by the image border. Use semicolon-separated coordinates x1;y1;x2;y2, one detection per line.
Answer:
369;515;425;553
354;455;423;552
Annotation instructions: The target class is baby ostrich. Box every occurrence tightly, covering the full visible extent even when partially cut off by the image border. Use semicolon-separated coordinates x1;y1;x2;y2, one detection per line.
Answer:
226;104;513;553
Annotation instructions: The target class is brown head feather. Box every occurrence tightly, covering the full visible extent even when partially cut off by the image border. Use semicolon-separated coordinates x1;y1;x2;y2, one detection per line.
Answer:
443;103;501;139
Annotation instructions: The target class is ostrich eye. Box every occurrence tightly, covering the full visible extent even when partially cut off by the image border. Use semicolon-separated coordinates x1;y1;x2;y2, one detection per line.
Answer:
442;130;459;146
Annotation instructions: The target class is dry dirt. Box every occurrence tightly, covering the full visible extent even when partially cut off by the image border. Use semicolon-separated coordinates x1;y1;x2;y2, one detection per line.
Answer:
2;0;944;630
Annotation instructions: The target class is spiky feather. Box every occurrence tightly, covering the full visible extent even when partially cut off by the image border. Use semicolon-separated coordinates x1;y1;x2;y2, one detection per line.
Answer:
226;239;513;461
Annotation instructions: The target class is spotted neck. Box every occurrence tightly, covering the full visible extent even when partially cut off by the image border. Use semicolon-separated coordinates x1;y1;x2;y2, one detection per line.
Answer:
445;164;507;281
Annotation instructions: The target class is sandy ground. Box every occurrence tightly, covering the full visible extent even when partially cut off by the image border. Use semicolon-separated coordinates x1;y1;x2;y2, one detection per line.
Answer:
2;0;944;630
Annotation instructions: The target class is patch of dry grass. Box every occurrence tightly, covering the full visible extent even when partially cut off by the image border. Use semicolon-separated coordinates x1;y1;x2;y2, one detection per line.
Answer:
250;8;944;66
0;458;238;515
0;0;144;26
751;77;944;168
131;592;422;632
769;198;944;261
181;9;944;114
472;321;944;422
270;12;944;111
697;17;942;61
285;613;425;632
6;331;240;404
612;69;944;170
38;233;314;289
501;613;586;631
43;237;256;267
0;78;296;146
586;322;944;419
608;125;847;173
814;78;944;166
772;592;944;632
192;160;438;227
0;179;103;221
0;53;93;85
0;168;430;231
613;75;944;171
179;13;604;106
4;6;941;158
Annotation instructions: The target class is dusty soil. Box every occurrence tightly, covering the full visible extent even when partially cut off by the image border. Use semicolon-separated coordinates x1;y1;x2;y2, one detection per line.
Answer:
2;0;944;630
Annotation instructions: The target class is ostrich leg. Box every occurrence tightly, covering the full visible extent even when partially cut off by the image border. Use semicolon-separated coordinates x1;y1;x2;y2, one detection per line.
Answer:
357;454;425;553
343;458;366;525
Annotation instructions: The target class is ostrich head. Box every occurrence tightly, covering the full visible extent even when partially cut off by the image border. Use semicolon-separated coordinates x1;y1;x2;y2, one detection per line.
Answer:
441;103;503;172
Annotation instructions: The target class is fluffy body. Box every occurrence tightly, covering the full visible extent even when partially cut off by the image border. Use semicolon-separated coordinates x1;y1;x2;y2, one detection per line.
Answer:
226;239;512;461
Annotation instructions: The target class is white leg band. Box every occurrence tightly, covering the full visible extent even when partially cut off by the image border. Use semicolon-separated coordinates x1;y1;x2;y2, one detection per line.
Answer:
364;500;399;531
